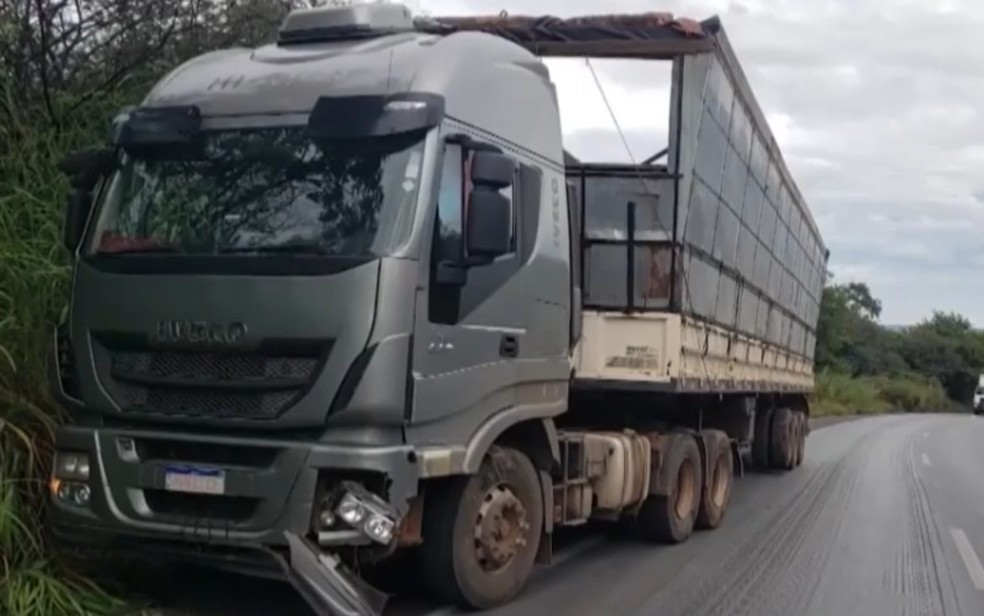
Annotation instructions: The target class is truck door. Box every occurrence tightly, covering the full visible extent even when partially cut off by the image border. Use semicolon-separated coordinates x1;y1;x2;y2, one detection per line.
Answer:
409;139;529;428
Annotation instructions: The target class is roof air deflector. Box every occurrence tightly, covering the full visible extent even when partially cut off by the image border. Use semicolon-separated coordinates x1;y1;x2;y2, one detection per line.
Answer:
278;3;415;45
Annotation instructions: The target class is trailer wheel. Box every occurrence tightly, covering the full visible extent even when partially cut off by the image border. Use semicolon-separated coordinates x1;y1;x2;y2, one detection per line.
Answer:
769;407;796;471
794;412;807;467
752;405;773;469
636;434;702;543
696;432;733;530
419;446;543;610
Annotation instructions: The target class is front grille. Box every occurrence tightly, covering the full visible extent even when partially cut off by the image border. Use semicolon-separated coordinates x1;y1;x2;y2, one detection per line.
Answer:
104;349;324;421
114;382;299;420
112;351;317;383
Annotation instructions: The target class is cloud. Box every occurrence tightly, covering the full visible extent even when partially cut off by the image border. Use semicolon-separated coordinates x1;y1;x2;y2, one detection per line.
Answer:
419;0;984;325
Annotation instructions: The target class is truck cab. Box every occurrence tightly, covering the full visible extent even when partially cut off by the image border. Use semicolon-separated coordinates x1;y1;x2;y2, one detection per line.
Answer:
49;4;572;613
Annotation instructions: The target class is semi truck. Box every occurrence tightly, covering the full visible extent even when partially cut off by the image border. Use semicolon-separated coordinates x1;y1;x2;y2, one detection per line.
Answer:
47;4;829;615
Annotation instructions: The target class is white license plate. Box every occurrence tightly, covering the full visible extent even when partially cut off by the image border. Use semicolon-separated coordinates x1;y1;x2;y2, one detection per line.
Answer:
164;465;226;495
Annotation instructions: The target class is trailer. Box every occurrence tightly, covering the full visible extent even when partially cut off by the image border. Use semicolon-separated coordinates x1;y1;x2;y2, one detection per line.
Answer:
47;4;827;615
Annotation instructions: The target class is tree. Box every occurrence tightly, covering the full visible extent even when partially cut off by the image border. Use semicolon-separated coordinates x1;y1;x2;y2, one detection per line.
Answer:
898;312;984;403
815;282;904;377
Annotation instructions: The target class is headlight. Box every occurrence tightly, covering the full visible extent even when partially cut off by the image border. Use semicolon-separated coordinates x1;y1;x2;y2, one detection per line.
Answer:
333;485;399;545
336;493;367;525
364;513;396;544
54;452;90;481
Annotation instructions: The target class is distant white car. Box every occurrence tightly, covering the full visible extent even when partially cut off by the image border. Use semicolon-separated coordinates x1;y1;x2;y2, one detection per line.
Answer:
975;376;984;415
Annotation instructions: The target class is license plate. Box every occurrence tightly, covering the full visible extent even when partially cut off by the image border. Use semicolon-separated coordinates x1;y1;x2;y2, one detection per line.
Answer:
164;465;226;495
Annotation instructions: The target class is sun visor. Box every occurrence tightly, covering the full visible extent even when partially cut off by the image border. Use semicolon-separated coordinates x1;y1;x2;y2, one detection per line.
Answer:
307;93;445;140
113;105;204;159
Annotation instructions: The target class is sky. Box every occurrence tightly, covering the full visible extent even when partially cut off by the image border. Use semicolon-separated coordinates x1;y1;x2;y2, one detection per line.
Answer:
407;0;984;326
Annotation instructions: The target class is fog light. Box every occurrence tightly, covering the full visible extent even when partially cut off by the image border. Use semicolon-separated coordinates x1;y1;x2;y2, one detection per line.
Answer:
57;482;73;502
73;484;91;506
336;493;366;525
364;513;395;545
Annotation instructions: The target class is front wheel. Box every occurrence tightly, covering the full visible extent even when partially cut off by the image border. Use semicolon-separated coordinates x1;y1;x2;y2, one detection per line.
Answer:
420;446;543;610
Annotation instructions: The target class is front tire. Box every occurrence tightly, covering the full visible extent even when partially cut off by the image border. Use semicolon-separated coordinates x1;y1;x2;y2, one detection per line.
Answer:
420;446;543;610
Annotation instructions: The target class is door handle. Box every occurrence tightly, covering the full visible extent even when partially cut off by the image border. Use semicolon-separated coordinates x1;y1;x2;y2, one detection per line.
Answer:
500;335;519;358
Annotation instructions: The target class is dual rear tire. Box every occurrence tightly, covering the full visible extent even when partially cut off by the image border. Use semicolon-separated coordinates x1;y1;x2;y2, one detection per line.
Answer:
753;405;808;471
635;431;733;543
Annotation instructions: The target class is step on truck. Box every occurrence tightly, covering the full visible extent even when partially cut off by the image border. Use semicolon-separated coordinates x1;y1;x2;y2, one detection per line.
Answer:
48;4;829;615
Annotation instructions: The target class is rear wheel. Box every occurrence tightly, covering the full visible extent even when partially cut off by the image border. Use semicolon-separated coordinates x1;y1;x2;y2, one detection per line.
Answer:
636;434;702;543
769;407;796;471
420;446;543;610
696;431;733;530
794;412;807;467
752;405;773;469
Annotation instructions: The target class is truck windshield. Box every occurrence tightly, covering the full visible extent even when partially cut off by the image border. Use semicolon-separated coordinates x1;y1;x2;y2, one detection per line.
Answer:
87;126;425;257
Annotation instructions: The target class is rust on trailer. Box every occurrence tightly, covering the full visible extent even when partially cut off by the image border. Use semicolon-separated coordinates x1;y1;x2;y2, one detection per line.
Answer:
422;12;718;59
642;246;673;303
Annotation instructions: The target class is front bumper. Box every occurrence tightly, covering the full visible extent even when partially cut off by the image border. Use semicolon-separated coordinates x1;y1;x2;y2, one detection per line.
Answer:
49;424;420;615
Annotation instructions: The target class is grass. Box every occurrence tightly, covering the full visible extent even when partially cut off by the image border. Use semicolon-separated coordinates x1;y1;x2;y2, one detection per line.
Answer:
810;370;956;417
0;83;132;614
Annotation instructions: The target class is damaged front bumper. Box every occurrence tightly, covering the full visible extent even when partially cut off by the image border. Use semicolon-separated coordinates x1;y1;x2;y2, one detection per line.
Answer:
277;533;389;616
49;425;425;616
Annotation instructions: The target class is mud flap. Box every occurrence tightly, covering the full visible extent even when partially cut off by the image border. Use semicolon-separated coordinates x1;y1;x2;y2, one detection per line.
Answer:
276;532;389;616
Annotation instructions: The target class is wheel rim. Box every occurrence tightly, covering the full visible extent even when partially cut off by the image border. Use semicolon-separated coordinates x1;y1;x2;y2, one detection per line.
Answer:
474;485;529;573
674;458;697;520
710;453;729;508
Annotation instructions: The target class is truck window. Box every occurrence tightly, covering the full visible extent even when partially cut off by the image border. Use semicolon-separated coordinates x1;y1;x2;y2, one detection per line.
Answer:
88;126;425;257
434;144;464;264
429;142;522;325
433;145;516;265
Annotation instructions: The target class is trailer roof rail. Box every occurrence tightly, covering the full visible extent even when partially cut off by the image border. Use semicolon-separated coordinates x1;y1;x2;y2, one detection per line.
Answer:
415;13;717;59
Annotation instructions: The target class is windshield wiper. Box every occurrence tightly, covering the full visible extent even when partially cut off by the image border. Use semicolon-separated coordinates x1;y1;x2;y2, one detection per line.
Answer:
220;244;333;256
98;246;179;255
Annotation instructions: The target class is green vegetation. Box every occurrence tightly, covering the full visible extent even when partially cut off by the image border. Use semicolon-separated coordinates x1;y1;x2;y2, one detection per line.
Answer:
1;1;300;613
810;282;983;416
1;1;982;613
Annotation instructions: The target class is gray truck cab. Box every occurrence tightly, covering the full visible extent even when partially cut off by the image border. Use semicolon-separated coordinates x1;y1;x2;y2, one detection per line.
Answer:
49;4;572;614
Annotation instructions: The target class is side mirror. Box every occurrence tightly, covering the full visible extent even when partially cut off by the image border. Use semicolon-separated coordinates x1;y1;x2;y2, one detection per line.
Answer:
63;191;94;252
470;150;515;188
466;187;511;259
58;148;115;191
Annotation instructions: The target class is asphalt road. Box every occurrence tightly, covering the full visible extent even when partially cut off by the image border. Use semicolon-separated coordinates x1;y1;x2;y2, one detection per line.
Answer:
154;413;984;616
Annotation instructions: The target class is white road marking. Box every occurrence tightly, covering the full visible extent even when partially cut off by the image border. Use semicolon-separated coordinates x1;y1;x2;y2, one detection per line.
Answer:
921;453;932;467
950;527;984;591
